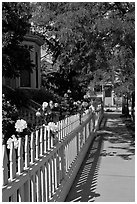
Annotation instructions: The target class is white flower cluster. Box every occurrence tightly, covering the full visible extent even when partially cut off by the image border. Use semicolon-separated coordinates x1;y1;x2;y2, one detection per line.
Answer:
15;119;27;133
54;103;58;108
84;109;90;114
7;135;19;149
36;101;59;118
89;104;95;112
42;102;48;111
36;110;41;117
82;101;88;107
48;122;58;133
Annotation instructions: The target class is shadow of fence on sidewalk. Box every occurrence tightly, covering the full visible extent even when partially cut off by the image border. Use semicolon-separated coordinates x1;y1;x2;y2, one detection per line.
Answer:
65;135;104;202
65;113;135;202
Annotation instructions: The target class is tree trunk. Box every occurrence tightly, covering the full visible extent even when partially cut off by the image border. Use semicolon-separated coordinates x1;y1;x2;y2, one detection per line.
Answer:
131;91;135;121
122;95;129;116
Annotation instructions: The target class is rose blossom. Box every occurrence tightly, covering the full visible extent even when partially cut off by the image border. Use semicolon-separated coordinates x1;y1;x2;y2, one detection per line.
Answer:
48;122;58;132
15;119;27;132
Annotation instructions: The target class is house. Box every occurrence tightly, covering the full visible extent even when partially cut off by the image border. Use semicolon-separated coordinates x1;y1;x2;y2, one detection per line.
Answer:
2;32;44;89
94;83;122;107
86;81;115;106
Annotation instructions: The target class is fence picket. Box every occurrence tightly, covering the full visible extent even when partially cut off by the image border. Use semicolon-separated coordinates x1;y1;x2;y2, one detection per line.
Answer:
25;135;29;169
18;186;24;202
53;154;57;190
44;126;47;153
10;141;16;180
47;127;50;151
65;143;68;172
40;126;44;156
18;137;23;174
31;175;36;202
60;121;63;140
36;169;41;201
49;158;53;198
11;191;17;201
60;145;65;180
36;130;39;160
58;121;60;138
56;150;60;187
52;155;56;192
3;145;8;185
50;133;54;148
45;162;49;201
24;179;30;201
30;132;35;163
2;108;103;202
41;166;46;202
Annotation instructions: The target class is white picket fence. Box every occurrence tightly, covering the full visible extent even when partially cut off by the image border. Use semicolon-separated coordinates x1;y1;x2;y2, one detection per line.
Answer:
2;108;103;202
19;108;88;130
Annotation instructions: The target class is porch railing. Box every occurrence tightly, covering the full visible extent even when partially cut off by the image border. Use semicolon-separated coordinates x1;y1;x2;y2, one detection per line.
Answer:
2;108;103;202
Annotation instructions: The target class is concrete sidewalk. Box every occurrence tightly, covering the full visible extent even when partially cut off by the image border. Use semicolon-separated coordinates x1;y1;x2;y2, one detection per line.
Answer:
65;113;135;202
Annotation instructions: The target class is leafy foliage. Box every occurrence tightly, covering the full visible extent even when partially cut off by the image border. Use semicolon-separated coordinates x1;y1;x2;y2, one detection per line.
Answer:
95;2;135;94
2;86;30;108
31;2;134;100
2;2;34;78
2;94;19;144
31;3;108;94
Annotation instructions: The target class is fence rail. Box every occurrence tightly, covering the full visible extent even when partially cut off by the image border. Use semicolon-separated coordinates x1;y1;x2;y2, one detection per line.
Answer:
2;108;103;202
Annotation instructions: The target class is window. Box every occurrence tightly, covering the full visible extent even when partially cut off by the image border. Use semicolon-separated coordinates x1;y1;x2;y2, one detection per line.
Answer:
94;85;102;92
20;70;31;87
35;52;38;88
105;86;112;97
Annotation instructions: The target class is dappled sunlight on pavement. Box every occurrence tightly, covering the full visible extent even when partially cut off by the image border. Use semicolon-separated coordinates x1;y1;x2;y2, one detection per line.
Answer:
65;113;135;202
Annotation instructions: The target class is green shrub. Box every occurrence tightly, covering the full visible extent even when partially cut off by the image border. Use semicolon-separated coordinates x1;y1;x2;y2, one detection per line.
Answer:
2;86;29;108
23;88;62;105
2;94;19;144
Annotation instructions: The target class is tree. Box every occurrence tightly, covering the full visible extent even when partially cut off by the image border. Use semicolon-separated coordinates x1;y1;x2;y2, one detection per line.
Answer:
2;2;34;78
31;2;109;94
31;2;135;114
95;2;135;116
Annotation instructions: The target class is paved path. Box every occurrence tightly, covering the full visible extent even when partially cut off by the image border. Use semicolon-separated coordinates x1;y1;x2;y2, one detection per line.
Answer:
65;112;135;202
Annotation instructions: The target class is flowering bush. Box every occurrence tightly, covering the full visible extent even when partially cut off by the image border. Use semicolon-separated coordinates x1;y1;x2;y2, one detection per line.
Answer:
2;94;31;146
36;101;60;125
6;119;28;149
2;94;19;144
60;91;74;117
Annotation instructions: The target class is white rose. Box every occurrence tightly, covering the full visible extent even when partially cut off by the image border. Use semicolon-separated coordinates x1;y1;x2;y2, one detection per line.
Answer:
15;119;27;132
48;122;58;132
